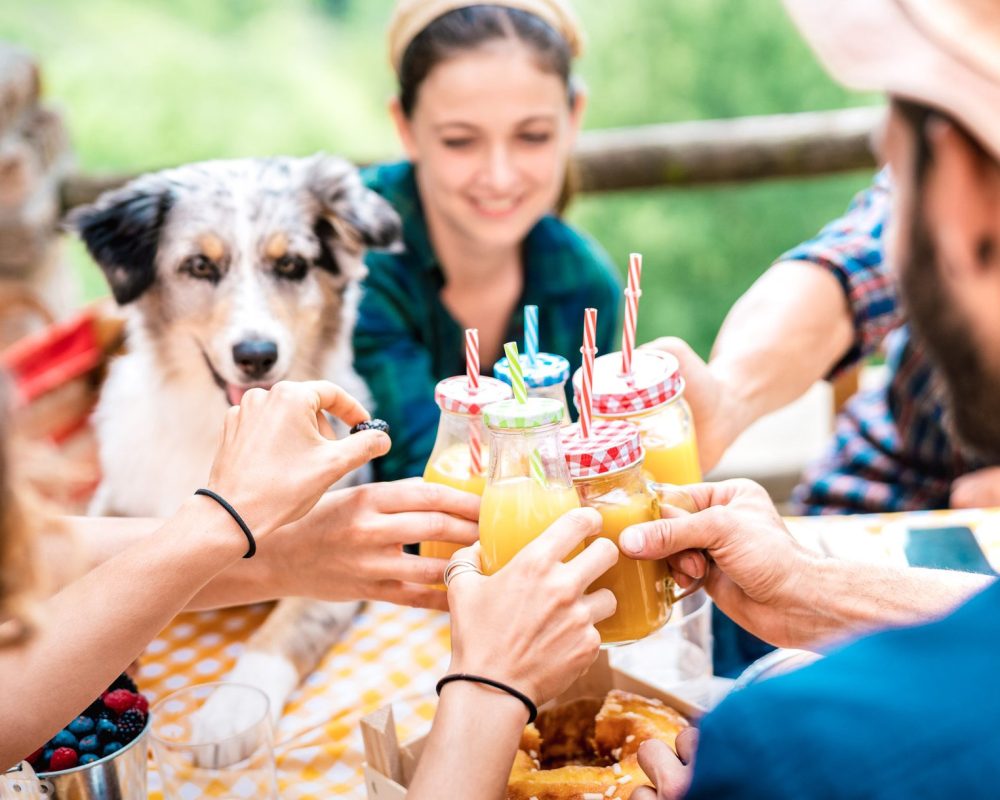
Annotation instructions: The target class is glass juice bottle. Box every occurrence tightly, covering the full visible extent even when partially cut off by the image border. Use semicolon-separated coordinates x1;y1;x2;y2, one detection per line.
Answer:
561;419;672;645
479;397;581;574
494;352;571;423
574;350;701;485
419;375;512;561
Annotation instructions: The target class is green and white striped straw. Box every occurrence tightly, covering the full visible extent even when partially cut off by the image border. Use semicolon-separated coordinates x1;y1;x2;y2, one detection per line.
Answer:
503;341;546;485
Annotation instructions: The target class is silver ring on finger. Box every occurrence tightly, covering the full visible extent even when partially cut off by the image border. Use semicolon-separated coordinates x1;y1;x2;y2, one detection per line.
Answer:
443;560;482;587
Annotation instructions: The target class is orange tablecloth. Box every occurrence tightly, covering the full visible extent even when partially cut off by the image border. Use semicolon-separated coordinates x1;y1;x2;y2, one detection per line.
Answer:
139;506;1000;798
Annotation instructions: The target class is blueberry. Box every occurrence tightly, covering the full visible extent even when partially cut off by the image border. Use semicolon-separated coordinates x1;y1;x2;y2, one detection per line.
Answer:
102;741;123;757
96;718;118;741
51;730;78;750
42;747;54;764
78;734;99;754
79;753;100;765
68;715;95;736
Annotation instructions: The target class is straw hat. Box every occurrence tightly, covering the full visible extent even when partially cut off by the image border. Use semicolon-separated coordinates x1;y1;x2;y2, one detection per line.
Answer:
784;0;1000;161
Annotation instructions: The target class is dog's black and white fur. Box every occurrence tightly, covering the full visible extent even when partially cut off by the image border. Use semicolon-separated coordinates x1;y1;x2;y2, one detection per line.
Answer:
69;155;401;737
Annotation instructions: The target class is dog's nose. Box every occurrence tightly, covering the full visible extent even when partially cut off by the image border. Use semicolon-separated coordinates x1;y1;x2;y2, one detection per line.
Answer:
232;340;278;379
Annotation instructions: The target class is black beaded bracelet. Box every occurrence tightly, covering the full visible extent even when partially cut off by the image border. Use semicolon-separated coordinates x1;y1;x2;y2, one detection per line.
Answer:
194;488;256;558
435;673;537;724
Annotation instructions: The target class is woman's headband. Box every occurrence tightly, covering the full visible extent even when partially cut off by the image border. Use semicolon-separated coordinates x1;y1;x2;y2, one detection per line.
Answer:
387;0;584;75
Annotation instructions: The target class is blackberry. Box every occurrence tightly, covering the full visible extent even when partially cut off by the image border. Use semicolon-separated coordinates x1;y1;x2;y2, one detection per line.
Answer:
350;419;390;435
116;709;146;742
110;673;138;693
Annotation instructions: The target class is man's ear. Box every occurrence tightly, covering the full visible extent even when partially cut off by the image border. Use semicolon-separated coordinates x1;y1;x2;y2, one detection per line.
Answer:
306;154;403;262
64;177;174;304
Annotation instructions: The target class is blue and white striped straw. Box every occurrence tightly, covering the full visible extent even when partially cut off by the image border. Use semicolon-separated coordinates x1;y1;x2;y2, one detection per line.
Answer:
524;305;538;366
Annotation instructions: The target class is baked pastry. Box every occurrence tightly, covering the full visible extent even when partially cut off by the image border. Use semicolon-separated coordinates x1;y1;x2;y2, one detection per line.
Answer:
507;689;690;800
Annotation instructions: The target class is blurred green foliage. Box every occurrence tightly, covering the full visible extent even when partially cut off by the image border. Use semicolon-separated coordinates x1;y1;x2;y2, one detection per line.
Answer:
1;0;879;355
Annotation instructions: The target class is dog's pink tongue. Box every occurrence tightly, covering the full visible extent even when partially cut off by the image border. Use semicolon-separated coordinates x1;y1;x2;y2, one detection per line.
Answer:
226;385;249;406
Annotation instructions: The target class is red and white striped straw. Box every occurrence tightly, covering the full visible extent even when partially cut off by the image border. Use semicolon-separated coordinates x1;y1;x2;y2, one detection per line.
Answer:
621;253;643;376
464;328;483;475
580;307;598;439
466;328;480;391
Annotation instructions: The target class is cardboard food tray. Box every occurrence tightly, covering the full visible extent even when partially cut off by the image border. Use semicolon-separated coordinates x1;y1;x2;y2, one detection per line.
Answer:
361;650;704;799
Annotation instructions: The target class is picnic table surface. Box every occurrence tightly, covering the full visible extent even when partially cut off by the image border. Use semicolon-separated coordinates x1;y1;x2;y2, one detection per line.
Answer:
140;506;1000;798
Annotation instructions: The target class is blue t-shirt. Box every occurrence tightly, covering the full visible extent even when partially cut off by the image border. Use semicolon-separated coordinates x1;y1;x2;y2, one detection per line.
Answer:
689;580;1000;798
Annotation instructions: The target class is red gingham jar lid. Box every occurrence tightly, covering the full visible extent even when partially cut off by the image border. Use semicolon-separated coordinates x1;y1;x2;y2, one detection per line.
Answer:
572;350;682;416
560;420;643;479
434;375;513;415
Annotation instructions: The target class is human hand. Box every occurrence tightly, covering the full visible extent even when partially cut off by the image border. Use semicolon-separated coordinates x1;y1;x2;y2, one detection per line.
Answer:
630;729;699;800
620;479;821;648
206;380;389;537
446;508;618;706
259;478;480;610
951;467;1000;509
640;337;745;472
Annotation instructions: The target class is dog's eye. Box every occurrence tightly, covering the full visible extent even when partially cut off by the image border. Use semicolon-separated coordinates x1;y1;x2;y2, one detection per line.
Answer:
181;255;221;282
274;254;308;281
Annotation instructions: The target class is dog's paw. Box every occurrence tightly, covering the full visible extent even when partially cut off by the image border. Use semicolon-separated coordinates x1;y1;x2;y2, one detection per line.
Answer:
188;652;297;767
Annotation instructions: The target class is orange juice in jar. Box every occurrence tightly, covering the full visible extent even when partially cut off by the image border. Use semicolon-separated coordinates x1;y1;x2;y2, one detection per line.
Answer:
562;420;674;646
419;375;512;561
574;350;701;485
479;397;581;574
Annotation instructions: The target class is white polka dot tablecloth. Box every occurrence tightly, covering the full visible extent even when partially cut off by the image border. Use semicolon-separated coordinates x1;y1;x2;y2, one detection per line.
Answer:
140;602;450;798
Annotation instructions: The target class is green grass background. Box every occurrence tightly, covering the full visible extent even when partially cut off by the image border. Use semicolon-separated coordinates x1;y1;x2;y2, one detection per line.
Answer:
1;0;879;355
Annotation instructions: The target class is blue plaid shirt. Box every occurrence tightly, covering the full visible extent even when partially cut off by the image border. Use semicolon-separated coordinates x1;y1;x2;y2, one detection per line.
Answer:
354;161;623;481
786;170;985;514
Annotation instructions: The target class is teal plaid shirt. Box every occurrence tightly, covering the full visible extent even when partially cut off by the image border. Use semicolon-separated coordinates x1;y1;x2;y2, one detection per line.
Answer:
354;161;623;481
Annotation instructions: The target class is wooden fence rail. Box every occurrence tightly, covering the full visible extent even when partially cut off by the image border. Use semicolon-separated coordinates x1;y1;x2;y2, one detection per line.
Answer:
58;106;882;212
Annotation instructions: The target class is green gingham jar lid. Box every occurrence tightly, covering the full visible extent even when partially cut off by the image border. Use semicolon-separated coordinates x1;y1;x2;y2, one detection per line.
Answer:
483;397;564;430
494;352;570;389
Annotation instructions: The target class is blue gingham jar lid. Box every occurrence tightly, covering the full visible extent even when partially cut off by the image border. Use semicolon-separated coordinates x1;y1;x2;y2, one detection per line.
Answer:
494;352;570;389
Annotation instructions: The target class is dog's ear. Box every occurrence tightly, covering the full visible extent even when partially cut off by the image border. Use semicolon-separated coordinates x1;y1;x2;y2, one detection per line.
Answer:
64;177;174;305
306;154;403;259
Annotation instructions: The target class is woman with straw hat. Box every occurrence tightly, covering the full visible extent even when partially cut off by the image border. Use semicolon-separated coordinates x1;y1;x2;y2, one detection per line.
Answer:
355;0;623;481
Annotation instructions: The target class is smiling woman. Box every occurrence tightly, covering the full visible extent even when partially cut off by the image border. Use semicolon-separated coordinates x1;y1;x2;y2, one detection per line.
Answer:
354;0;623;482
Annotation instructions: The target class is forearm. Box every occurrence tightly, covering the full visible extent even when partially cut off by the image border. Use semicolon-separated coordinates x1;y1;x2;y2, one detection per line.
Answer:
0;497;246;767
408;681;528;799
62;515;280;610
710;261;854;436
788;555;992;649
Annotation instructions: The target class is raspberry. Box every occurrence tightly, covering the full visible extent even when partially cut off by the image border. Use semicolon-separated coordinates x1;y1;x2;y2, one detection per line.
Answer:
102;741;123;758
350;419;390;435
96;718;118;742
116;709;146;742
79;753;100;766
79;734;100;754
110;673;138;693
24;747;43;766
51;730;78;750
48;748;78;772
133;695;149;715
68;715;95;736
102;689;137;715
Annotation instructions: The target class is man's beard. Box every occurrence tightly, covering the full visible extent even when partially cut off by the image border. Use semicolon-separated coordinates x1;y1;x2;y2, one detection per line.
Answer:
899;205;1000;463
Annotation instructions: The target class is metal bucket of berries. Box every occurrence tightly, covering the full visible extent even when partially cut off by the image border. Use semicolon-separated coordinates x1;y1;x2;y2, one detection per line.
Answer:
8;674;151;799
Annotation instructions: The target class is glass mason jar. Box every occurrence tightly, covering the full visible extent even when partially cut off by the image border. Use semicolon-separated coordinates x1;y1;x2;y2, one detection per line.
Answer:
420;375;512;561
493;352;571;424
574;350;702;485
562;420;672;646
479;397;580;575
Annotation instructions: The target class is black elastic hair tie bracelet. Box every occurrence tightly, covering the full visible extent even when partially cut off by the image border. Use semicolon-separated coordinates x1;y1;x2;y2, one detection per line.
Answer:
194;488;256;558
436;673;537;723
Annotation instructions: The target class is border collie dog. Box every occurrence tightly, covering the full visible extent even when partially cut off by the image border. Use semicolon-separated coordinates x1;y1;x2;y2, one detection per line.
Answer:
69;155;402;736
